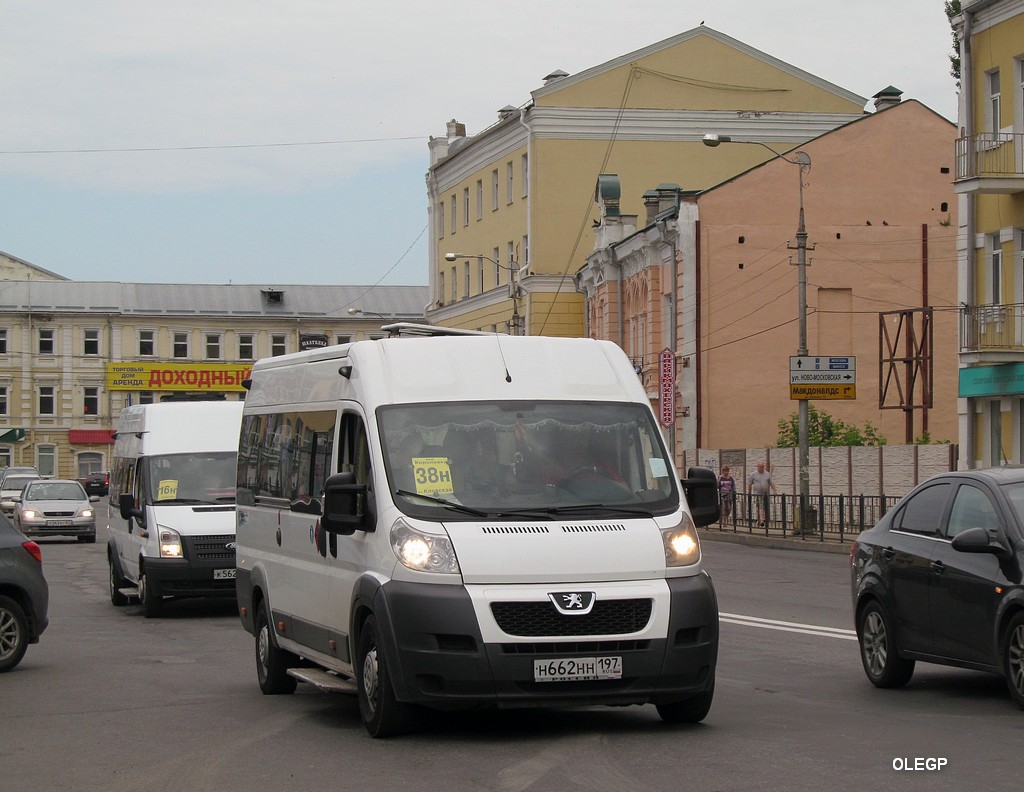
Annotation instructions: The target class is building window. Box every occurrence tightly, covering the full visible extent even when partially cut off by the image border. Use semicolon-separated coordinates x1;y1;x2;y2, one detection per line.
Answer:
507;241;515;272
38;328;54;355
0;448;10;468
450;267;457;302
478;258;484;293
522;234;529;268
83;386;99;416
494;246;502;286
78;451;102;479
450;194;457;234
464;262;470;298
521;154;529;197
36;445;56;478
139;329;155;357
335;334;351;345
438;202;445;239
0;386;7;416
139;392;155;405
238;334;254;360
491;169;499;211
205;333;221;360
506;161;514;204
991;233;1003;304
989;69;1001;134
271;334;287;356
84;328;100;356
173;332;189;358
39;385;55;416
438;271;445;306
0;328;7;355
463;187;470;226
476;179;483;220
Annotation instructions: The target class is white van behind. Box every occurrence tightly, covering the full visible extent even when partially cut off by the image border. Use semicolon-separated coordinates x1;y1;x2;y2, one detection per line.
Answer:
108;399;244;617
236;332;720;736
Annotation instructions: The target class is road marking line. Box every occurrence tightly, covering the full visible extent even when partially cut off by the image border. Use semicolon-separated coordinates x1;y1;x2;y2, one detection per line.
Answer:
720;611;857;641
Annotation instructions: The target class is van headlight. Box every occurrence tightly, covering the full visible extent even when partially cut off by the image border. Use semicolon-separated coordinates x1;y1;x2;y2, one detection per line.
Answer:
661;513;701;567
391;519;460;574
158;526;183;558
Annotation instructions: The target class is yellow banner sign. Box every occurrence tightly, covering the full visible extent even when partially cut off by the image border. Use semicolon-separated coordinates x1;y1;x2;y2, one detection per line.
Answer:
790;384;856;400
106;362;251;392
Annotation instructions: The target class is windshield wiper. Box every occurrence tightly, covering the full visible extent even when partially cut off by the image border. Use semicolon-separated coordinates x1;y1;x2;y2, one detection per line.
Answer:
493;504;656;518
394;489;490;517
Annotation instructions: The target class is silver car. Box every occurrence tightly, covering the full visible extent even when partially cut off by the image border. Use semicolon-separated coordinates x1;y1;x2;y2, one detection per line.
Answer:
0;475;42;518
14;479;98;543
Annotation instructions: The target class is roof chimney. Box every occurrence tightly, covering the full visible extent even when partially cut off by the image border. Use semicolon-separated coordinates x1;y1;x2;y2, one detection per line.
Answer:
543;69;569;85
446;119;467;143
872;86;903;111
498;105;518;121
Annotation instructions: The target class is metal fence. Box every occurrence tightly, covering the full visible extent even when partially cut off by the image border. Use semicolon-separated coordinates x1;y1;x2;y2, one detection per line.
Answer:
715;492;903;543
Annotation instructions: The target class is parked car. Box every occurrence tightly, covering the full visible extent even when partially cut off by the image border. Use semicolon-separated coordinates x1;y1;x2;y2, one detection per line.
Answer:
0;475;43;518
14;479;98;543
0;467;40;488
83;471;109;496
851;468;1024;708
0;515;49;671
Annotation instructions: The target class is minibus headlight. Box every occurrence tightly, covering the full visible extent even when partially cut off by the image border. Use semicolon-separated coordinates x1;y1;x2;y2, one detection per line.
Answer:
158;526;183;559
661;513;701;567
391;519;460;574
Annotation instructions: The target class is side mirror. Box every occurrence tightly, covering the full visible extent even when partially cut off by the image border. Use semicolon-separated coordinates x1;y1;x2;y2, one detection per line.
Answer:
118;493;142;522
89;495;100;503
682;467;721;528
951;526;1011;559
321;472;369;536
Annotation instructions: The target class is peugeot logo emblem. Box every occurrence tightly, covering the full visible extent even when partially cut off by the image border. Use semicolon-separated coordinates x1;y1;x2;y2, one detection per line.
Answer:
549;591;596;615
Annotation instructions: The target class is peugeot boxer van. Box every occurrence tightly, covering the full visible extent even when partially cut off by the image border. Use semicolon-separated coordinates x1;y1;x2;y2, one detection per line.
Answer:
235;330;720;736
108;400;244;617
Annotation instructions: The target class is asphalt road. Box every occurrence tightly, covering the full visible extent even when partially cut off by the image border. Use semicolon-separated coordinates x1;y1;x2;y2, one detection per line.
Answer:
1;506;1019;792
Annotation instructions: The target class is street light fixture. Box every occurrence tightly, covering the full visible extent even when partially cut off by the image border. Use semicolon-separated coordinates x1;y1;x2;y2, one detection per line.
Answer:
347;307;388;321
444;252;525;335
703;133;814;533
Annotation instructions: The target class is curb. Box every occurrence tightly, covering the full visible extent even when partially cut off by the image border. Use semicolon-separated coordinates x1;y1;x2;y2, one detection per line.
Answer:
698;527;853;554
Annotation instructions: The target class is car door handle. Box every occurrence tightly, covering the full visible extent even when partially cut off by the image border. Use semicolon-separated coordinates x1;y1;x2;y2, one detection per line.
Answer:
882;547;896;559
930;560;946;574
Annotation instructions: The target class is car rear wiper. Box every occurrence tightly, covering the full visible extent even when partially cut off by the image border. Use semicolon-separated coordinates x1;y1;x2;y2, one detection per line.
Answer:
394;489;490;517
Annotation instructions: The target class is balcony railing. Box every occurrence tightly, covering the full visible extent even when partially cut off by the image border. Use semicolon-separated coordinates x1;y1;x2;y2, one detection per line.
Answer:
960;302;1024;352
955;133;1024;190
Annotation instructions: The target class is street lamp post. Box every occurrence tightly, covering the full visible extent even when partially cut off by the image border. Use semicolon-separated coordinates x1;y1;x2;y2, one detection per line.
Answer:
347;307;389;322
702;134;813;532
444;252;524;335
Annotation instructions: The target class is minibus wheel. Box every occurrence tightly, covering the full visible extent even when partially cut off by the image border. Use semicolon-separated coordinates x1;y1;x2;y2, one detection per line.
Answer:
356;615;416;738
255;601;297;695
108;553;128;607
138;568;163;618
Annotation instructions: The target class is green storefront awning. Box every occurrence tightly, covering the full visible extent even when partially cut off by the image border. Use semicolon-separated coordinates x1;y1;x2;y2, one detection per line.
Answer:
0;428;26;443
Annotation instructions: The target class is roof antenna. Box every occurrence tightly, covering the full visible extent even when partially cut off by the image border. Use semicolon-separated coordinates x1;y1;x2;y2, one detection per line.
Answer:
494;331;513;382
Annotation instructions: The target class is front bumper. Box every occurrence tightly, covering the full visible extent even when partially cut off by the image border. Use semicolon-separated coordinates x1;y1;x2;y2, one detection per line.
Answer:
20;518;95;540
376;574;718;710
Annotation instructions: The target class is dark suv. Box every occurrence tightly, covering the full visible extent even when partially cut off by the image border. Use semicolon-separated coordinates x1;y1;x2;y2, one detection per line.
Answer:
0;514;49;672
83;471;109;496
851;468;1024;708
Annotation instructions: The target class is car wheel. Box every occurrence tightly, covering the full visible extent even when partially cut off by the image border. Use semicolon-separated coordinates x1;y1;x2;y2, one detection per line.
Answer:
254;601;297;695
138;569;163;618
0;594;30;673
108;553;129;607
356;615;416;738
656;676;715;724
1002;612;1024;709
857;599;915;688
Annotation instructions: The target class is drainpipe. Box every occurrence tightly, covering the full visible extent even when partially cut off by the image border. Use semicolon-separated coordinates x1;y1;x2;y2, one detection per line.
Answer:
962;6;977;468
519;107;533;334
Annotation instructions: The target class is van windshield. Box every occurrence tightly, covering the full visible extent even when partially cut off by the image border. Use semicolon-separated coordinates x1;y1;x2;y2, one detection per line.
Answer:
379;401;678;519
146;452;237;505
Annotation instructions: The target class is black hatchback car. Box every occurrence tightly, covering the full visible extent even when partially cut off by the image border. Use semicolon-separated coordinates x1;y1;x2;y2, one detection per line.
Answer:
851;468;1024;707
0;514;49;672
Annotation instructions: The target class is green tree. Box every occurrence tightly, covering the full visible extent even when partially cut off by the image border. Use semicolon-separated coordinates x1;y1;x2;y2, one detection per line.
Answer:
945;0;961;85
775;404;886;447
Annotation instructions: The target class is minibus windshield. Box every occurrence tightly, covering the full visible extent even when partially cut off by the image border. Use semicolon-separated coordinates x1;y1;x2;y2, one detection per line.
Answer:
379;401;677;519
146;452;237;505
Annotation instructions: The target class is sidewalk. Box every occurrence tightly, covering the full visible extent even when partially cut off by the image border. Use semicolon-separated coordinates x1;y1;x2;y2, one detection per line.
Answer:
698;523;856;554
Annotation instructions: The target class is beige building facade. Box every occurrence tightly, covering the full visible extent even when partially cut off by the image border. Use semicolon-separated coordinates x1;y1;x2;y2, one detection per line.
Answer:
953;0;1024;468
425;25;869;338
577;98;959;462
0;267;426;480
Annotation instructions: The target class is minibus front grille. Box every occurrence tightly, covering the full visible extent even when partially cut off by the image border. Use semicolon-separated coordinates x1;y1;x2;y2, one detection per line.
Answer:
187;535;236;561
490;599;653;637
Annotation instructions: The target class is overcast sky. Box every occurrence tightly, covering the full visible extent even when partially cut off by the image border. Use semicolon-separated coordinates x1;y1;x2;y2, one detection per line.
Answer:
0;1;959;288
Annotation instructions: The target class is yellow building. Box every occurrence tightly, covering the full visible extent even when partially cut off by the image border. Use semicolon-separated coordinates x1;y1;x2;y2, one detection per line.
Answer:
0;260;426;479
953;0;1024;467
425;25;868;337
